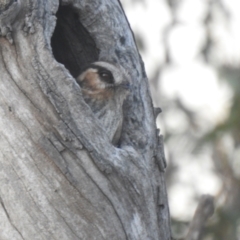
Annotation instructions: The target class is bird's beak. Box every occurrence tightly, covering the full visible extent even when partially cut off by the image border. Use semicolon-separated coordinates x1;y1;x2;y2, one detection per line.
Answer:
120;82;132;90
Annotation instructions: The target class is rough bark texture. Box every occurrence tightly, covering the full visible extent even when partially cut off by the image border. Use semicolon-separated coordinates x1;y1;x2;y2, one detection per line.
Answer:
0;0;171;239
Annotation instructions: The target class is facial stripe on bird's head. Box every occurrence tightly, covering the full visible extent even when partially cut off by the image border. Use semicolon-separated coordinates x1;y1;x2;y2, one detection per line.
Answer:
90;62;130;86
89;64;115;85
77;61;132;96
77;69;112;94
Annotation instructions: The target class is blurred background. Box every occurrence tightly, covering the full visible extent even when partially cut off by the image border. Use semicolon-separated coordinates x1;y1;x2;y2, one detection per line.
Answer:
121;0;240;239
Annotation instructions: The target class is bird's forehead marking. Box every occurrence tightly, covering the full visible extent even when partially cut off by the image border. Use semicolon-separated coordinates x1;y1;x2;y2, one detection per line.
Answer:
83;70;101;88
85;70;97;81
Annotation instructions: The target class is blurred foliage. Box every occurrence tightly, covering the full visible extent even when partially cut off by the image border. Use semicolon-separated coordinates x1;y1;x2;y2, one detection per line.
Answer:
200;66;240;240
200;2;240;236
203;66;240;144
123;0;240;239
162;0;240;239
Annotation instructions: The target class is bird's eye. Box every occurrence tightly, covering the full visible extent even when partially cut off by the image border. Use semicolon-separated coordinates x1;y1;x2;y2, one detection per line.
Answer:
99;70;114;84
100;73;109;78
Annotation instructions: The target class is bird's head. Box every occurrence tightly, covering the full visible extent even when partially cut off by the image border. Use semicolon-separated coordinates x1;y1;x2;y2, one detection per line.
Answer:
77;61;131;100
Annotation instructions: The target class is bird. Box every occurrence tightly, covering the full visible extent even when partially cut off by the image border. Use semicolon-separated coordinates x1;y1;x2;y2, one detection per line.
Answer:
76;61;131;145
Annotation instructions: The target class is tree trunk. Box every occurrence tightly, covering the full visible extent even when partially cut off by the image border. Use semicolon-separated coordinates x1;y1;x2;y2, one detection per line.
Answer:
0;0;171;239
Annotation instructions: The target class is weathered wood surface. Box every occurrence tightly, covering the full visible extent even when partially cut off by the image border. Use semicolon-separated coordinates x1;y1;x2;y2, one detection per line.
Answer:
0;0;171;239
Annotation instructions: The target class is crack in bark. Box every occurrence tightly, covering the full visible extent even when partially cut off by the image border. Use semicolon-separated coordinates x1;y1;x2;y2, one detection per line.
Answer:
0;195;24;240
0;48;44;115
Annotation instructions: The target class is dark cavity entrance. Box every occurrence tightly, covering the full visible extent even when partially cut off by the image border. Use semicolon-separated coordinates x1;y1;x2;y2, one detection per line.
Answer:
51;5;99;78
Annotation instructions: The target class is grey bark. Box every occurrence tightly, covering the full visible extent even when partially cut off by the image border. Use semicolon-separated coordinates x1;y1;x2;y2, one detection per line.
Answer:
0;0;171;239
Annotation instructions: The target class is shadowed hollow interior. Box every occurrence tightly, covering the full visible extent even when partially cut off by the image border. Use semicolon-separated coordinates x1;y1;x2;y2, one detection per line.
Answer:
51;4;99;78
